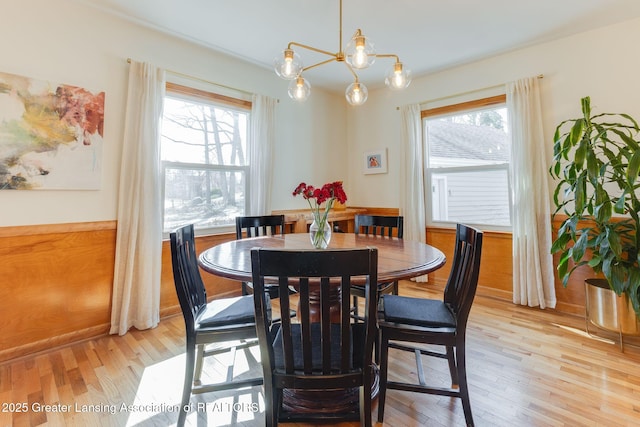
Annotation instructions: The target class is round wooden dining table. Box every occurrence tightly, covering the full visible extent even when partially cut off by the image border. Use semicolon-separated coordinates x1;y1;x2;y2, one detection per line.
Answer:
197;232;446;417
198;232;446;283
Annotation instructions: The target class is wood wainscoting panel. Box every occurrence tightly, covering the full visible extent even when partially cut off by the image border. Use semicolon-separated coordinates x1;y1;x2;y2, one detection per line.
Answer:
427;221;588;316
426;227;513;301
0;213;590;364
0;222;117;362
0;222;240;363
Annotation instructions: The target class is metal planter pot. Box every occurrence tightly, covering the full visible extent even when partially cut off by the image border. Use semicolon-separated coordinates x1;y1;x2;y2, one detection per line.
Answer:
585;278;640;336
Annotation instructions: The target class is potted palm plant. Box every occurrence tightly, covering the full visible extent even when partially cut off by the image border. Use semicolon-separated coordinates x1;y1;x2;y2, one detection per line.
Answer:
550;96;640;334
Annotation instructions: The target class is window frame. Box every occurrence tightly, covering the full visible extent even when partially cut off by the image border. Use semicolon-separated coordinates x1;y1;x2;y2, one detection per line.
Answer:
161;82;252;237
422;94;512;231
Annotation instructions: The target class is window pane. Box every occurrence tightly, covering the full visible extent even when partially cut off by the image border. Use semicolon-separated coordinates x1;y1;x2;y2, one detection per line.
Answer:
431;169;510;226
427;108;509;168
425;104;511;228
161;86;250;233
163;167;245;232
161;97;248;166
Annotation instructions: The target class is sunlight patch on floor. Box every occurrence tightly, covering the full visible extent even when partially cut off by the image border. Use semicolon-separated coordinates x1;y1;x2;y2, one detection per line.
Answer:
125;345;264;426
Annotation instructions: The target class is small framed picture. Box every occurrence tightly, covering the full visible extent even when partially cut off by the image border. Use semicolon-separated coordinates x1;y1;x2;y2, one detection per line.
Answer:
363;149;387;174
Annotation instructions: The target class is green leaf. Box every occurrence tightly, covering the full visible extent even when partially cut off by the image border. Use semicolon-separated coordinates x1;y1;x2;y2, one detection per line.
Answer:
574;137;587;168
609;263;627;294
611;128;640;151
614;194;627;214
606;228;623;257
557;250;570;281
595;194;612;223
551;232;572;254
619;113;640;129
585;148;599;181
588;255;602;268
572;232;588;262
575;175;586;212
581;96;591;119
627;149;640;186
568;119;585;148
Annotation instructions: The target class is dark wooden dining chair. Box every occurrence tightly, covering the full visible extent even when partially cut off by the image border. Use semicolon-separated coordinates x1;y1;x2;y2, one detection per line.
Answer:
236;215;286;296
250;247;379;427
170;224;263;427
376;223;483;427
351;214;404;319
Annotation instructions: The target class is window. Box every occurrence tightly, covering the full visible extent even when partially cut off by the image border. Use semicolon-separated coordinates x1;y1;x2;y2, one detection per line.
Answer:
161;82;251;234
423;95;511;228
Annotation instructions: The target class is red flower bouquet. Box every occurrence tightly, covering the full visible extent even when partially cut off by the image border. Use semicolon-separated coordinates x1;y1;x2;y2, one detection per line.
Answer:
293;181;347;248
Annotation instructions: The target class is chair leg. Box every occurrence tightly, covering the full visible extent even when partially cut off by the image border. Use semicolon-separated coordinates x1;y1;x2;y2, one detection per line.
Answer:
264;384;279;427
242;281;249;295
377;333;390;423
456;339;474;426
193;344;205;384
360;383;372;427
178;341;196;427
392;280;399;295
445;345;458;388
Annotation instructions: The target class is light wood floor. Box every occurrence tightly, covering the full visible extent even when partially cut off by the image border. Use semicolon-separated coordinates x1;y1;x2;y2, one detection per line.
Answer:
3;281;640;427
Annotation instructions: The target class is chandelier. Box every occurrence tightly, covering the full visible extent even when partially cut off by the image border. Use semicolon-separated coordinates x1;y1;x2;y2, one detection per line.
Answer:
273;0;411;106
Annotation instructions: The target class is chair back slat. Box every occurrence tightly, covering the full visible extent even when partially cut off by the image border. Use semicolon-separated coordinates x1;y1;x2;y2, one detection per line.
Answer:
355;215;404;238
251;247;378;384
444;224;483;326
170;224;207;334
236;215;285;239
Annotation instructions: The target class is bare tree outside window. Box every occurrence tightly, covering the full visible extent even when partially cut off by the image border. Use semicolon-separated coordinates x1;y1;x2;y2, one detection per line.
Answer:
161;90;249;233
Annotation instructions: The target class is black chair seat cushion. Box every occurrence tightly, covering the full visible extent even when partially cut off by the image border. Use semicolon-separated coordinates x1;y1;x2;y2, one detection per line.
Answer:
271;323;365;372
381;294;456;328
196;295;256;328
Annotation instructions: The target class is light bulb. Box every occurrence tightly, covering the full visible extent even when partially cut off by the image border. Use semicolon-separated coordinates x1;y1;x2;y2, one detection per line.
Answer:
274;49;302;80
385;62;412;90
353;38;368;68
345;82;368;106
345;34;375;69
288;76;311;102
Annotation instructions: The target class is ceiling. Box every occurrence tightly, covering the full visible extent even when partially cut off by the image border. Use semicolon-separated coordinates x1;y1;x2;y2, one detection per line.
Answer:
78;0;640;93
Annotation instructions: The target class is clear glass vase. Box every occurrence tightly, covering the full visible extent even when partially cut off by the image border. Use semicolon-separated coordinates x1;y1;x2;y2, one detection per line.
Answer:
309;217;332;249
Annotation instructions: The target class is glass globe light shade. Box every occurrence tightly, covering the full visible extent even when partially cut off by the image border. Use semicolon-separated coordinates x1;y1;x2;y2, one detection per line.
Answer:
274;49;302;80
288;76;311;102
345;82;368;106
345;35;375;69
385;62;412;90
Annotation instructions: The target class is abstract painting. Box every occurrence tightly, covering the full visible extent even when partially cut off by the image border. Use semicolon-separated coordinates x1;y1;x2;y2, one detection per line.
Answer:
0;71;105;190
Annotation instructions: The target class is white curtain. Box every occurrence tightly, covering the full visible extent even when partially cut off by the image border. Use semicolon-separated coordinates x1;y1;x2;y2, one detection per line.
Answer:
508;77;556;309
248;95;277;215
110;61;165;335
399;104;428;281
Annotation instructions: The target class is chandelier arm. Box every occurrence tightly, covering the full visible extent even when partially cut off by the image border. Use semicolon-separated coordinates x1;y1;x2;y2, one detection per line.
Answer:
302;57;340;73
375;54;401;62
343;61;359;82
288;42;337;58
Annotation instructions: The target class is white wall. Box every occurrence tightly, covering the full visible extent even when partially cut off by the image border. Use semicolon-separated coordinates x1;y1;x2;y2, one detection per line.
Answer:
347;16;640;208
0;0;347;227
3;2;638;225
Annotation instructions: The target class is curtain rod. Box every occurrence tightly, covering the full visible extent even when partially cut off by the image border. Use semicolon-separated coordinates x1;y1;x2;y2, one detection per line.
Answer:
126;57;278;101
396;74;544;110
